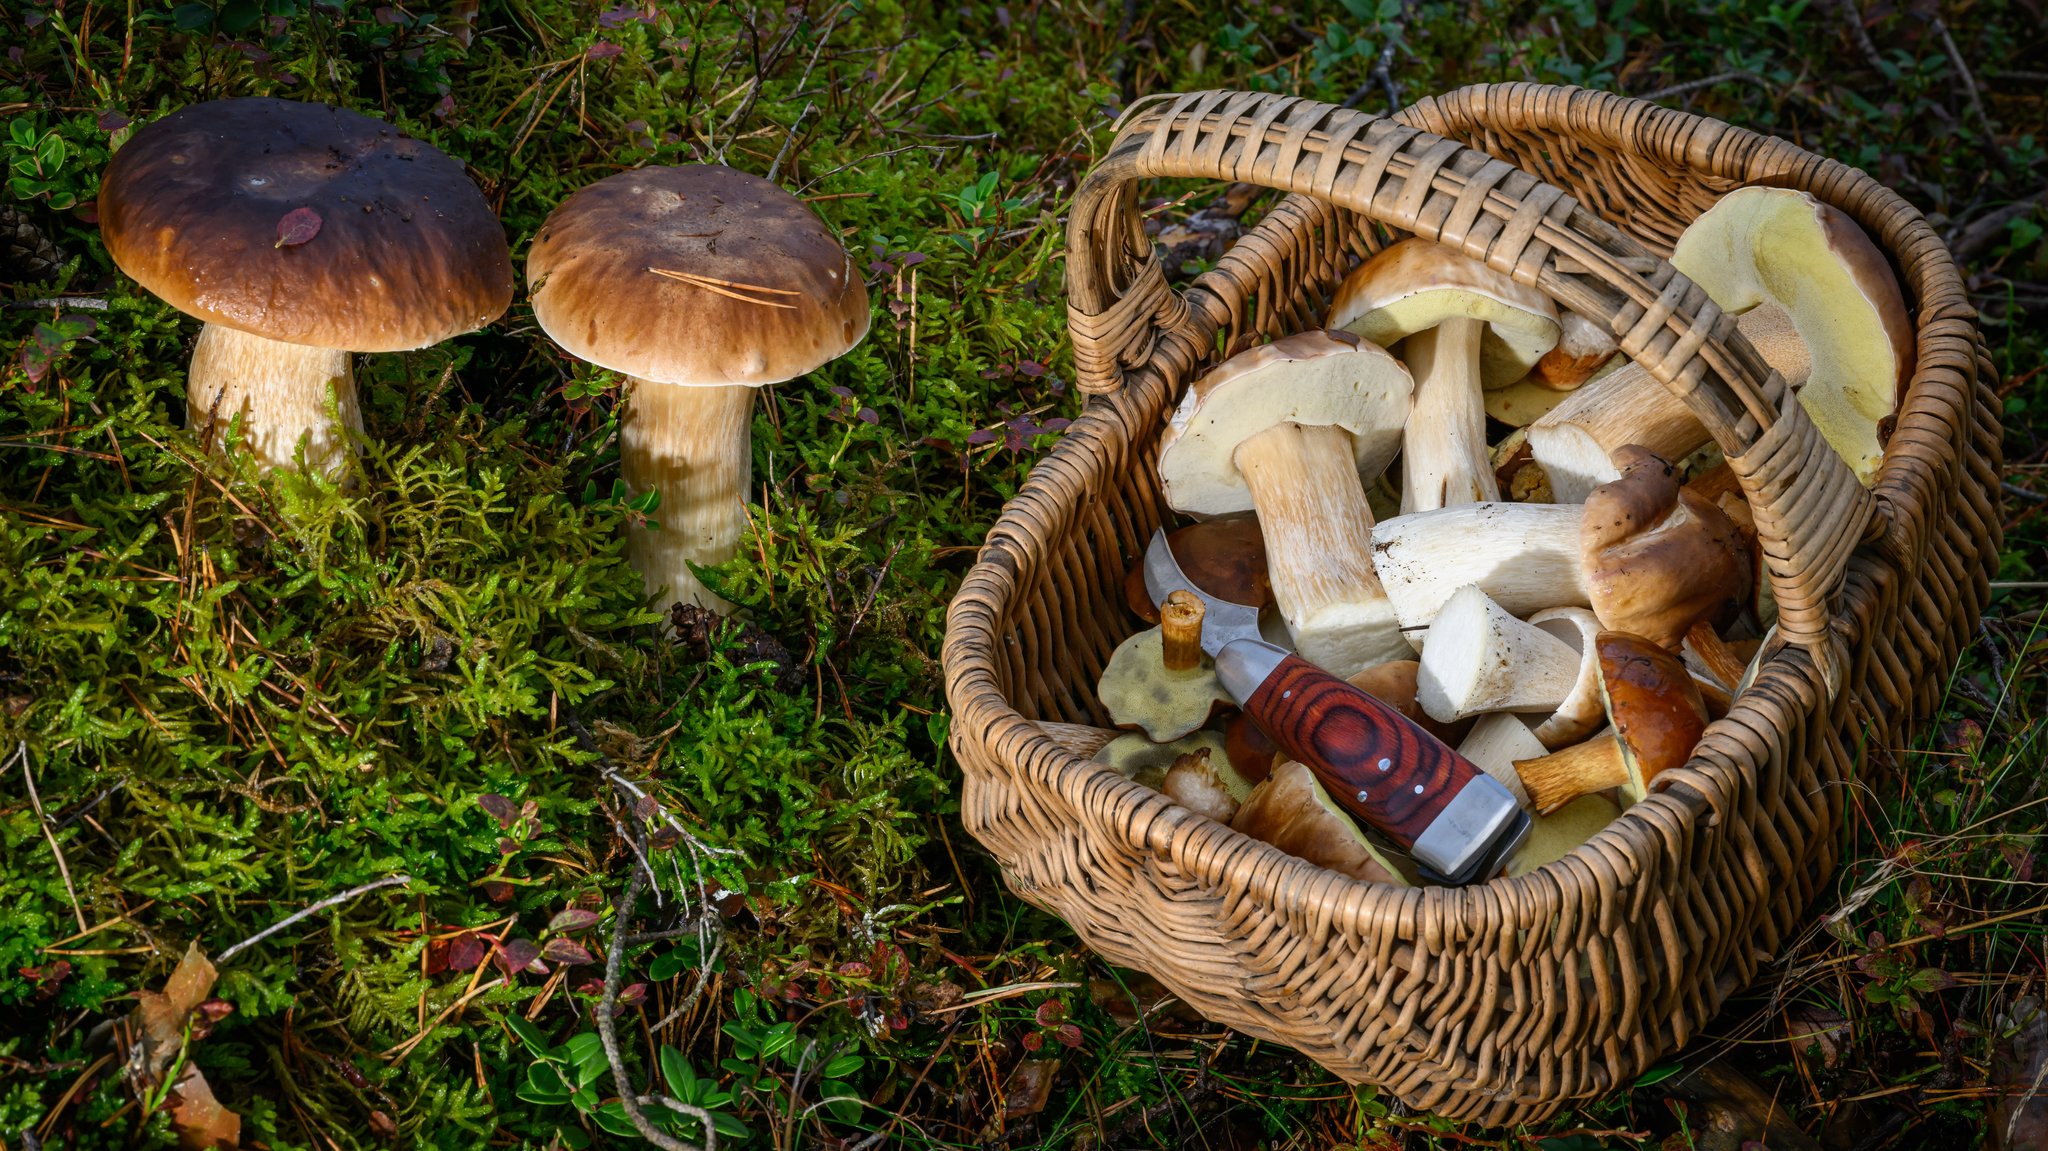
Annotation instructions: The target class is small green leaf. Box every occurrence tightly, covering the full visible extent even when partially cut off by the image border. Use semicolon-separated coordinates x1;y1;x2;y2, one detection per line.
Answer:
659;1046;698;1101
1632;1062;1681;1087
570;1086;598;1112
822;1053;864;1079
504;1014;551;1056
593;1101;638;1138
527;1062;566;1095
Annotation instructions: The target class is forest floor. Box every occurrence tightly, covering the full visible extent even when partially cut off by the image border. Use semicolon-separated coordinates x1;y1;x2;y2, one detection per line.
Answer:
1;1;2044;1148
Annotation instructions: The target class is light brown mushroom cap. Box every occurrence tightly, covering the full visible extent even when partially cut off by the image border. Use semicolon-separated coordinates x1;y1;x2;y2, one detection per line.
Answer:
527;164;869;386
1670;187;1913;484
99;97;513;351
1232;760;1409;885
1328;239;1561;386
1525;309;1620;391
1096;627;1233;742
1157;330;1412;516
1582;446;1753;651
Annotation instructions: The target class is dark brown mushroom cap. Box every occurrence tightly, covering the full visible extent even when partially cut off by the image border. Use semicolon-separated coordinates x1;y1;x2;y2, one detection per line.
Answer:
1583;445;1752;650
526;164;869;386
1122;517;1273;623
99;98;513;351
1597;630;1708;790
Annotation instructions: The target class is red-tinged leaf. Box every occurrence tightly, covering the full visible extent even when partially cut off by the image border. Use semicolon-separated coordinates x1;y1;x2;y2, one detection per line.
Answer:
586;40;623;58
617;982;647;1007
98;109;131;132
447;932;489;971
541;937;595;965
1034;1001;1065;1027
1055;1022;1083;1048
494;938;542;977
549;908;601;934
477;793;517;828
275;206;322;248
1019;1029;1043;1052
481;880;514;903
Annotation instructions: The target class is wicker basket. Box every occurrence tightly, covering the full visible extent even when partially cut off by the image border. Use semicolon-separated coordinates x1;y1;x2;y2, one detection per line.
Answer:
940;83;2003;1122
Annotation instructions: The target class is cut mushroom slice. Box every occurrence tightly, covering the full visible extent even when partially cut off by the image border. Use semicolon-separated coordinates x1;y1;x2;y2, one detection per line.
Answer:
1584;447;1753;653
1526;302;1813;503
1096;730;1232;792
1232;759;1411;885
1329;239;1561;513
1503;794;1621;878
1096;627;1233;742
1524;310;1621;392
1164;747;1242;823
1672;186;1914;484
1157;330;1415;676
1417;585;1582;723
1368;502;1590;642
1528;607;1605;749
1485;378;1573;428
1122;517;1271;625
1512;632;1709;812
1455;712;1543;809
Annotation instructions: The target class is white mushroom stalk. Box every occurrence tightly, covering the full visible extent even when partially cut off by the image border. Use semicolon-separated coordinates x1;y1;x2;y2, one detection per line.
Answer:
1367;502;1589;642
1330;239;1560;515
1417;585;1582;723
187;325;360;475
1527;607;1605;749
618;382;756;613
1455;712;1543;809
1157;331;1414;677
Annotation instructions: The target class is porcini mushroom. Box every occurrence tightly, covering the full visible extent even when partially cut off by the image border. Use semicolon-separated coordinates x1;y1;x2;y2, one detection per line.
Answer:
1122;517;1271;625
1583;447;1752;654
1454;712;1544;809
1526;607;1605;748
1503;794;1621;878
1096;626;1233;742
1156;330;1413;676
1347;659;1470;745
1329;239;1561;512
1096;730;1233;792
1416;585;1583;723
99;98;514;476
1232;760;1410;885
1524;310;1621;391
1512;632;1709;813
1163;747;1242;823
1671;186;1914;484
527;165;869;612
1367;502;1590;640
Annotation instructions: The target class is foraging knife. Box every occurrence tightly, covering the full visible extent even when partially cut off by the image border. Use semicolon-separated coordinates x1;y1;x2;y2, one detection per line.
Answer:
1142;529;1529;885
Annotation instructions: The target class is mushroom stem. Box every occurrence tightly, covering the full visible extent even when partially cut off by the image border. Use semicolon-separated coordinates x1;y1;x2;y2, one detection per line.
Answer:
619;379;755;613
1368;502;1589;640
1235;421;1407;676
187;322;359;476
1399;318;1499;514
1513;734;1629;815
1159;590;1206;671
1417;585;1582;722
1685;620;1751;690
1525;361;1705;504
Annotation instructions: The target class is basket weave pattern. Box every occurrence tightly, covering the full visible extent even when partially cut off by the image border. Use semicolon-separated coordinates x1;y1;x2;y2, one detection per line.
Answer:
941;84;2003;1122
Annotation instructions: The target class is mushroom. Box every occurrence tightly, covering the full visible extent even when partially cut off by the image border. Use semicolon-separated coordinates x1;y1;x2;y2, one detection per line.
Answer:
1329;239;1561;513
1416;586;1582;723
1367;502;1590;641
1096;730;1233;792
1672;186;1914;484
1524;310;1621;391
1526;607;1606;749
1503;794;1621;878
1583;447;1752;657
1512;632;1709;812
527;165;869;612
1156;330;1413;676
1095;626;1233;742
1484;378;1573;428
1222;710;1280;787
1454;712;1544;809
98;98;514;476
1232;759;1411;885
1163;747;1242;823
1122;517;1271;625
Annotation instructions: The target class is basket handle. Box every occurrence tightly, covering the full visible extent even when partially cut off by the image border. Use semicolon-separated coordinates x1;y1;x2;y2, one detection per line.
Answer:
1065;89;1881;696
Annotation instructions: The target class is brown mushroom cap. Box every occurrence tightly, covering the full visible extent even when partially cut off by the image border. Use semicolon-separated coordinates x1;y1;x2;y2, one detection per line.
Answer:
1123;517;1273;624
527;164;869;386
1600;630;1709;795
1583;446;1752;650
1232;760;1409;885
99;98;513;351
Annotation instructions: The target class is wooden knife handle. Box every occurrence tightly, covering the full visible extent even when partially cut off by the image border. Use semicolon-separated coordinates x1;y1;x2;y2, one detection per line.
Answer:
1241;653;1484;850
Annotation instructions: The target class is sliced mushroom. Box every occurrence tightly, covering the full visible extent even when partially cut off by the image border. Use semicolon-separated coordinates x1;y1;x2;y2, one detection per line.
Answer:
1524;310;1621;391
1157;331;1414;676
1368;502;1590;642
1527;607;1605;749
1416;585;1582;723
1455;712;1544;809
1329;239;1561;513
1163;747;1242;823
1512;632;1709;812
1232;760;1410;885
1097;627;1233;742
1347;659;1471;745
1503;794;1621;878
1672;186;1913;484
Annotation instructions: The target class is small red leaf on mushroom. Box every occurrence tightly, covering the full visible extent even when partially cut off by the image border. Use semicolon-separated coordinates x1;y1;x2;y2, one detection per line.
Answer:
275;206;323;248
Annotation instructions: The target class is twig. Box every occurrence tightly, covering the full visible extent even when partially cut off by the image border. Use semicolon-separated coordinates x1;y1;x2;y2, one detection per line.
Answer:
2005;481;2048;505
217;873;412;962
17;741;88;933
596;866;717;1151
1930;17;1992;134
1831;0;1887;72
1341;4;1410;112
1950;193;2047;262
1640;70;1753;102
5;297;107;311
766;101;813;185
